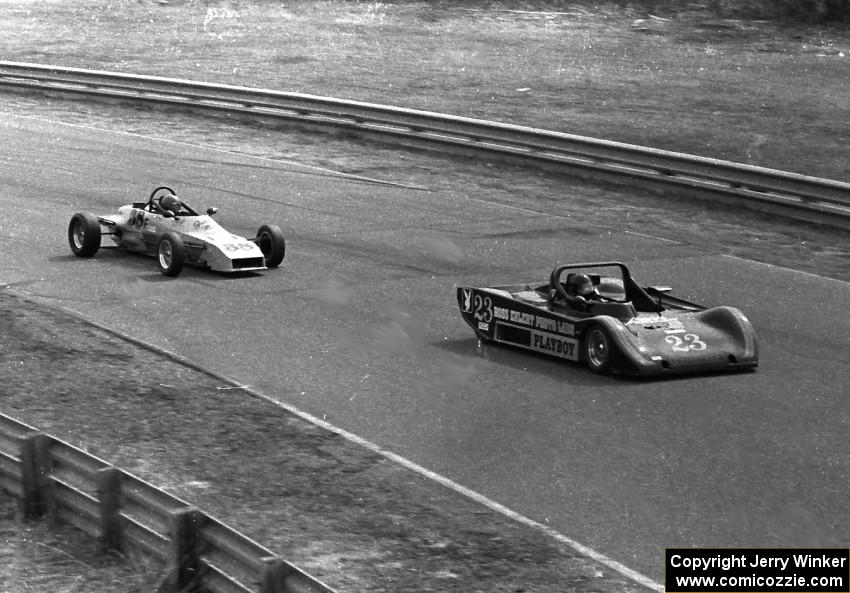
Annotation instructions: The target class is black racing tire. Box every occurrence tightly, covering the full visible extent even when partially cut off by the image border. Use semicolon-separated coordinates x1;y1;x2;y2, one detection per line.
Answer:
68;213;101;257
584;324;613;374
254;224;286;268
156;232;185;277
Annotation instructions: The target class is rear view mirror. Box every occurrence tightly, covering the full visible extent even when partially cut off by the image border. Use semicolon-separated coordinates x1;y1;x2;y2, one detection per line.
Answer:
207;207;218;216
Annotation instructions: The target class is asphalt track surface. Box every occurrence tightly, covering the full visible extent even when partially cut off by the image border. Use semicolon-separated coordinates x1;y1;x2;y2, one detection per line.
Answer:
2;114;848;583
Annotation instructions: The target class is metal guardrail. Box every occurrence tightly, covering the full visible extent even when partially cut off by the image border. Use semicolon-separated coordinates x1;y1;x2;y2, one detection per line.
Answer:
1;60;849;229
0;413;336;593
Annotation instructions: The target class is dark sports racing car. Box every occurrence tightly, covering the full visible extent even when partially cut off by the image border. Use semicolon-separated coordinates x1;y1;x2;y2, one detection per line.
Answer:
457;262;758;376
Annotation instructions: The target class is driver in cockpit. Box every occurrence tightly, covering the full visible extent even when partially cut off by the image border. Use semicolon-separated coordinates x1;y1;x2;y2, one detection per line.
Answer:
157;194;183;217
566;273;605;304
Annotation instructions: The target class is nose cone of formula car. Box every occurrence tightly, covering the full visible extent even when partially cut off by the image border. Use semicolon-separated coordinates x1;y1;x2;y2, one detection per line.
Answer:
212;241;267;271
184;217;268;272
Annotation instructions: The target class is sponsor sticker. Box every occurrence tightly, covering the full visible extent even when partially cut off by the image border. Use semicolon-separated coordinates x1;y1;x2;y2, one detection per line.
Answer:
461;288;473;313
529;329;579;361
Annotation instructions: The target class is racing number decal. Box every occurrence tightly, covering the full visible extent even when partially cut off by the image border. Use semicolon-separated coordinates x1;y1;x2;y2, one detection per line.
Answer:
472;294;493;323
665;333;707;352
130;210;147;228
221;243;256;252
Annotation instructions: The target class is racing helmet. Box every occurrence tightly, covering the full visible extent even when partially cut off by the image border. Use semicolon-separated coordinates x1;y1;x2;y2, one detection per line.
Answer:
566;273;595;298
159;194;182;215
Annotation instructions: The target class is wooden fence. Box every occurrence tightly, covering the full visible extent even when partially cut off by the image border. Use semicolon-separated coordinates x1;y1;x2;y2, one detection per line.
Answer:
0;412;337;593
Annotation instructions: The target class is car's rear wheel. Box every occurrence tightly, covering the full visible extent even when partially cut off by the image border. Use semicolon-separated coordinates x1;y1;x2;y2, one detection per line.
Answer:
68;213;101;257
254;224;285;268
584;325;613;374
157;232;185;277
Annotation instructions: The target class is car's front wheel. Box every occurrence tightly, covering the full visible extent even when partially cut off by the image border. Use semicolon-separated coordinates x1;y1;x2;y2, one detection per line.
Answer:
254;224;285;268
157;232;185;277
584;325;613;374
68;213;101;257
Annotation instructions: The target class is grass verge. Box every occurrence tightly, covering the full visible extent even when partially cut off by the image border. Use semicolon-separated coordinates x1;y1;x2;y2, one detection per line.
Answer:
1;0;849;180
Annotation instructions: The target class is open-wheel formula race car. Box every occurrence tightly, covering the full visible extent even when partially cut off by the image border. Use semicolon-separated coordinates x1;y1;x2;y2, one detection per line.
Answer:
457;262;758;376
68;186;286;277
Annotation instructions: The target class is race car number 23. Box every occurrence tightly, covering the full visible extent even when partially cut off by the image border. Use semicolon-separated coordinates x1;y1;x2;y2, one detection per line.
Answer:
665;333;707;352
472;294;494;323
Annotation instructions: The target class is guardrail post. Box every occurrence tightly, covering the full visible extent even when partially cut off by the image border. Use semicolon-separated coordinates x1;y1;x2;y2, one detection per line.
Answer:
19;432;49;519
96;467;122;553
44;456;60;529
260;556;290;593
261;557;328;593
168;507;205;592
